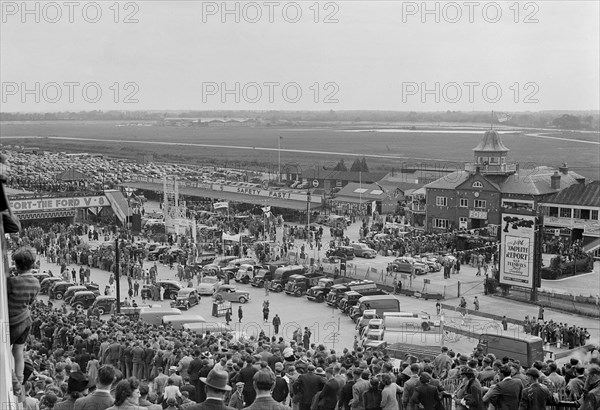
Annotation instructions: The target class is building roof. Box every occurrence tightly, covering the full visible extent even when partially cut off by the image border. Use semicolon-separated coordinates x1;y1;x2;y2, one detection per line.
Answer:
425;166;586;197
334;182;397;202
56;168;89;181
540;180;600;207
473;130;510;153
301;169;388;183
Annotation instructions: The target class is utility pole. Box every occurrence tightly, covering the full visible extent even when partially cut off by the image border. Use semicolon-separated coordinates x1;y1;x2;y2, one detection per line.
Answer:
278;136;282;183
307;189;311;227
115;236;121;314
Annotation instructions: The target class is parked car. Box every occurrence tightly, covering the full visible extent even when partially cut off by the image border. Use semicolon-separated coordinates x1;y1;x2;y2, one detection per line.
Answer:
350;243;377;259
212;285;250;304
64;284;100;303
171;288;200;310
39;277;62;294
326;246;355;260
388;257;428;275
70;291;98;311
147;246;170;261
197;276;222;295
33;272;50;283
49;281;76;300
140;280;182;300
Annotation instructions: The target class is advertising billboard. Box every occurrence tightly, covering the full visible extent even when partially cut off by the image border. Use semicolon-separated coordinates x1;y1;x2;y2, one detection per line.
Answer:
499;213;537;289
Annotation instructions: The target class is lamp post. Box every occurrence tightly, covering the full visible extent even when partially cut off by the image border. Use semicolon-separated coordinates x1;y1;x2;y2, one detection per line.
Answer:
115;235;121;314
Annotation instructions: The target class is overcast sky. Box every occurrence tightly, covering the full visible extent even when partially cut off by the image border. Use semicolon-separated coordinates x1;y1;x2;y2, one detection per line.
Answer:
1;1;599;112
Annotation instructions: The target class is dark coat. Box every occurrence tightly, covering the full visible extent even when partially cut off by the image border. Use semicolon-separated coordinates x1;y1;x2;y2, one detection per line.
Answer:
185;398;236;410
318;378;340;410
297;372;325;405
483;378;523;410
411;384;442;410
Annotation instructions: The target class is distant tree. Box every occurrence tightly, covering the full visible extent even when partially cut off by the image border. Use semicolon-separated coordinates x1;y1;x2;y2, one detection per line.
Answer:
350;159;362;172
360;157;369;172
333;160;348;171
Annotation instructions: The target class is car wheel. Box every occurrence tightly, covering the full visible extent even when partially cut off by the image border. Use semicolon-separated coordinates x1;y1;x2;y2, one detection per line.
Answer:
97;307;105;315
316;294;324;303
216;295;223;302
75;303;83;311
429;266;435;272
239;296;247;303
55;293;63;300
294;290;301;297
242;277;249;284
169;293;177;300
276;285;282;292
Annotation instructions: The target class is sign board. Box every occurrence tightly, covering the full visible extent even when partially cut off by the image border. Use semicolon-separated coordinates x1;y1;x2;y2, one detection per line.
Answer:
312;179;319;188
10;195;109;212
499;213;536;289
469;210;488;219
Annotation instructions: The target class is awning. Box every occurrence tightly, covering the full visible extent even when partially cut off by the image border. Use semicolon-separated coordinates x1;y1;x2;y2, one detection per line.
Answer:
121;182;321;211
16;210;77;220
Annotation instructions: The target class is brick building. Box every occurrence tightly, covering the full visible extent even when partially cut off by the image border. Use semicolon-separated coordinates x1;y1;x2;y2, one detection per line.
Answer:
424;129;586;233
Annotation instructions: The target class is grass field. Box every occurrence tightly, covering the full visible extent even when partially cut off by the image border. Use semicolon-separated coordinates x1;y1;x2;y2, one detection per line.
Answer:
1;121;598;180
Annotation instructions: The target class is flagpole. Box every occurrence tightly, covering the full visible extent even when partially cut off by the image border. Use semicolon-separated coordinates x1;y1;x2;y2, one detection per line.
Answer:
278;136;281;183
491;111;494;130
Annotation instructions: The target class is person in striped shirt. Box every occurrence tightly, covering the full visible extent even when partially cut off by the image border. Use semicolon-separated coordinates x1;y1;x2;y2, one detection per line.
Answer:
8;246;41;385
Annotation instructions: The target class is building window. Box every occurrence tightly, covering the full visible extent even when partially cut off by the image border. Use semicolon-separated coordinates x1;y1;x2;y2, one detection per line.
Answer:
581;209;590;220
474;199;486;209
460;198;468;207
434;218;448;229
548;207;559;217
560;208;572;218
573;208;581;219
459;217;468;227
489;157;499;164
501;157;506;164
472;181;483;188
436;196;447;207
336;180;342;187
592;210;599;220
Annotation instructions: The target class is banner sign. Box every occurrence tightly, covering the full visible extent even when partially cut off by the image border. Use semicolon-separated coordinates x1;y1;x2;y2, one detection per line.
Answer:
15;210;77;220
213;202;229;210
499;213;536;289
222;233;242;242
10;195;109;212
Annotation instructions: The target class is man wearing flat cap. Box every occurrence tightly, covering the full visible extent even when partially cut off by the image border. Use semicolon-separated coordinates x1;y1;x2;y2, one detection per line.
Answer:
186;369;235;410
518;368;558;410
232;357;259;405
454;367;483;410
410;373;443;410
245;370;290;410
297;364;325;410
483;364;523;410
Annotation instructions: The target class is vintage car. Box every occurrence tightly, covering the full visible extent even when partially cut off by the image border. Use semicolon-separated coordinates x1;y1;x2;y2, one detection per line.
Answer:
325;246;355;260
388;257;428;275
63;284;100;303
147;246;170;261
170;288;200;310
197;276;222;295
39;277;62;294
69;291;98;311
48;281;76;300
33;272;50;283
421;256;442;272
140;280;182;300
212;285;250;304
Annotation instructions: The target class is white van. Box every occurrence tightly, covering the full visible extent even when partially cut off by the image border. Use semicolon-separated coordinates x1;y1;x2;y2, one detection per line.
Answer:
162;314;206;330
139;307;182;326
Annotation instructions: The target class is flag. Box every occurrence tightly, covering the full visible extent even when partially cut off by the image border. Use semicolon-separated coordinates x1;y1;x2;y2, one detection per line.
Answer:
495;112;512;123
213;201;229;210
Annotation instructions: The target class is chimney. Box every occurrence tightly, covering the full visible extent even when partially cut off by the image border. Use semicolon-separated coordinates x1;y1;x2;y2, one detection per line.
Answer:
559;163;569;175
551;171;561;190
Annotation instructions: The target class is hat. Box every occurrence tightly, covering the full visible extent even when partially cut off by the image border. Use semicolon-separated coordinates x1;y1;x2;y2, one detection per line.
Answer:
200;369;232;391
307;364;316;372
169;366;178;372
275;362;284;372
68;371;91;392
236;382;244;388
419;373;431;384
525;368;540;378
315;367;325;376
458;356;468;363
460;367;475;376
166;398;178;406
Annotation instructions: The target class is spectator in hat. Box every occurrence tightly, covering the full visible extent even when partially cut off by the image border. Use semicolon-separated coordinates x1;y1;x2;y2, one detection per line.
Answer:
296;364;325;410
232;357;258;406
73;365;116;410
186;369;233;410
483;365;523;410
518;368;558;410
455;367;483;410
410;373;442;410
566;365;586;401
316;367;340;410
169;367;184;387
351;370;371;410
41;392;59;410
581;365;600;410
228;383;244;410
163;378;183;406
272;363;289;403
362;377;381;410
54;371;91;410
138;383;163;410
